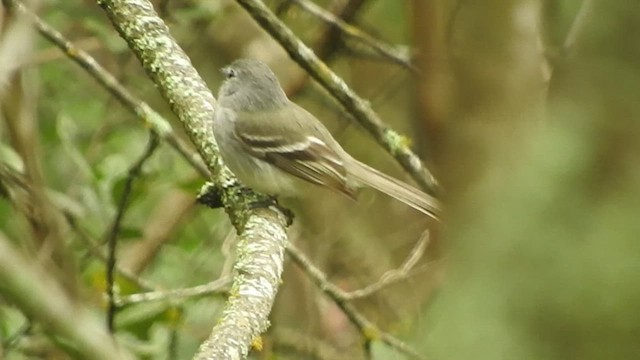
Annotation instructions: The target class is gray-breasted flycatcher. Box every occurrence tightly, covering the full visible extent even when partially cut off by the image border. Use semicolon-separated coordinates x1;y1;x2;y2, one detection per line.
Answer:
213;59;440;220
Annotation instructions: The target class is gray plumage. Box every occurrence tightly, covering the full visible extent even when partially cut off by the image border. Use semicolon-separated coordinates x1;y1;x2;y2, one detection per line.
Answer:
213;58;440;219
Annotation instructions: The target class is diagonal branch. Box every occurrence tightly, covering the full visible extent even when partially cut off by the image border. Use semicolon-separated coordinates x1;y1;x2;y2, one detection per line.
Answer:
284;0;370;97
235;0;440;197
286;243;426;360
94;1;290;359
291;0;415;71
310;0;370;64
561;0;593;53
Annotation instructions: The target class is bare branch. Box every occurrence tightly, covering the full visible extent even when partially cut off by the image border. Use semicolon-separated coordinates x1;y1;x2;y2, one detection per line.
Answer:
94;1;290;359
105;132;160;331
284;0;369;97
544;0;594;85
115;276;231;307
291;0;416;71
562;0;593;52
342;231;430;300
286;243;427;360
235;0;441;197
271;327;355;360
313;0;369;61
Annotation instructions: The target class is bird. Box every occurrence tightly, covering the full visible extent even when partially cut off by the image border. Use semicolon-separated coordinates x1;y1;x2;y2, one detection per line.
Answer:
212;58;440;220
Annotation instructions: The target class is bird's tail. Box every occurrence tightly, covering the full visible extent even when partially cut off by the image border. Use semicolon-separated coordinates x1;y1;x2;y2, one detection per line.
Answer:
348;159;440;220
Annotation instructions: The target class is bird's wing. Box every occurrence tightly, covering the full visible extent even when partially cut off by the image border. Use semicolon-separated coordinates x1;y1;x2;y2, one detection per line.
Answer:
234;105;356;198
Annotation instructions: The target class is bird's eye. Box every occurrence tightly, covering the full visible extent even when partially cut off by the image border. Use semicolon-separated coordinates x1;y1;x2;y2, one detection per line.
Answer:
222;68;237;79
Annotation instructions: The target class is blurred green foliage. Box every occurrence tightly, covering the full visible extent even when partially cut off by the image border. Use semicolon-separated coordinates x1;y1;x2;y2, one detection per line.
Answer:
1;0;639;359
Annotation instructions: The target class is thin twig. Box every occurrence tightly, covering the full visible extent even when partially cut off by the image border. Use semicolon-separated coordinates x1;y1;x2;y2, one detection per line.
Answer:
95;1;291;358
341;231;430;300
562;0;592;52
64;210;158;290
1;321;32;353
314;0;369;61
543;0;592;90
235;0;441;198
105;132;160;331
285;0;369;98
272;327;355;360
115;276;232;307
291;0;416;71
286;243;427;360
